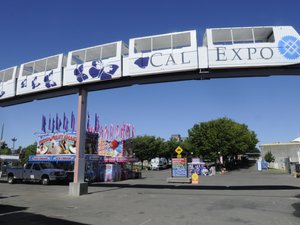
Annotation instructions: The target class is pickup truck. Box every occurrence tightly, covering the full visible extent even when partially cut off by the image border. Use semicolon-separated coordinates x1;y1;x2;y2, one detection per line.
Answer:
7;162;66;185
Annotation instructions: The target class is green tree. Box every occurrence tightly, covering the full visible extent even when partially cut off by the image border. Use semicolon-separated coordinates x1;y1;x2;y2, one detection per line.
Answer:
0;141;12;155
163;138;194;159
164;138;183;158
264;151;275;163
131;135;165;162
187;117;258;163
20;143;37;165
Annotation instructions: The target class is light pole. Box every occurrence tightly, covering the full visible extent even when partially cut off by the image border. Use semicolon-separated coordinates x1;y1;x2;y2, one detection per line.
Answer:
0;123;4;148
11;137;17;154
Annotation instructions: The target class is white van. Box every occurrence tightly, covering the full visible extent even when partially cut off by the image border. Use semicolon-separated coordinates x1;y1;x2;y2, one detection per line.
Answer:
150;157;168;170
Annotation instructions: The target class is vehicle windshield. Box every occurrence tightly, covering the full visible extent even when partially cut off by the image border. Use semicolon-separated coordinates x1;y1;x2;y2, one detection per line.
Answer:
40;162;55;169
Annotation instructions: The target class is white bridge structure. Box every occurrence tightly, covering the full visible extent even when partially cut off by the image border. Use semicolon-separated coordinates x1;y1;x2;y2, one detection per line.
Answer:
1;25;300;195
1;25;300;106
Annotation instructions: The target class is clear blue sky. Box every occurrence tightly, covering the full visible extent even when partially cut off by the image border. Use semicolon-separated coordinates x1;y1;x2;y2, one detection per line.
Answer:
1;0;300;148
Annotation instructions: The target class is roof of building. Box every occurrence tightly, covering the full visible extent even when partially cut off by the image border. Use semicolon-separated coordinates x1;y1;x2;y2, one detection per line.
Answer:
260;142;300;147
292;137;300;142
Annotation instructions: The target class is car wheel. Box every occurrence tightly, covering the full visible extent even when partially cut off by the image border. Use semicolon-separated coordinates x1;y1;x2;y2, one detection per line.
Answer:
41;176;50;185
8;175;14;184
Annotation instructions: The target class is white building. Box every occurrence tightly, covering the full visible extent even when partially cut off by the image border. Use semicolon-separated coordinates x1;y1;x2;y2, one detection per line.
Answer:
260;139;300;169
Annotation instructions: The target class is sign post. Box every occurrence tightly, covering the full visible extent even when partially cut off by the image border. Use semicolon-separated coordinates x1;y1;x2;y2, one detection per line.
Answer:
175;146;183;158
167;146;191;183
171;158;188;177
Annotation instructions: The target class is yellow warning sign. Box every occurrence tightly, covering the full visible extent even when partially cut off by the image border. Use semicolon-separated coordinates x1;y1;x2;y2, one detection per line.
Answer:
176;154;182;158
175;146;183;155
192;173;199;184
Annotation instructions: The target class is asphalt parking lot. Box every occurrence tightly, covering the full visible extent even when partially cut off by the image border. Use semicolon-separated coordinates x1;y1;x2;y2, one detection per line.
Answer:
0;166;300;225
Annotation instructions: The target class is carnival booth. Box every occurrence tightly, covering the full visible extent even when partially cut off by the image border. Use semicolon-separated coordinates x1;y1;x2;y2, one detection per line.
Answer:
188;158;207;177
34;113;139;183
98;137;140;181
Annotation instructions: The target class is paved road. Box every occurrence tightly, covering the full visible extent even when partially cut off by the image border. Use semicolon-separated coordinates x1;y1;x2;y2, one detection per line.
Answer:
0;166;299;225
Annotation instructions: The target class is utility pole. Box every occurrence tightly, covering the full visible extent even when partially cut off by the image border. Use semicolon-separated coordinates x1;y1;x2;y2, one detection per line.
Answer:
0;123;4;147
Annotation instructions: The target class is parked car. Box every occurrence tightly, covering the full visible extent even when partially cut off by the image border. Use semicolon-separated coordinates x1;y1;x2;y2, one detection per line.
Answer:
150;157;168;170
7;162;66;185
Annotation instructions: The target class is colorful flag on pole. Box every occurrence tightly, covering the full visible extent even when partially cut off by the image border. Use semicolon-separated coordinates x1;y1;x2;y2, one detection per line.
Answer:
104;124;108;140
63;112;66;131
71;112;75;132
95;113;99;133
121;123;125;140
110;124;114;140
99;125;103;139
132;124;135;138
41;115;46;133
48;115;51;131
65;118;69;132
55;113;59;131
87;112;90;132
115;124;120;138
52;118;55;133
126;123;131;138
58;118;62;131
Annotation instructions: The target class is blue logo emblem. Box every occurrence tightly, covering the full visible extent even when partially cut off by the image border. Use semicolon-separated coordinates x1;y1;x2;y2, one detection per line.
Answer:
21;79;27;88
74;61;119;83
74;64;88;83
31;76;41;89
44;70;57;88
134;57;149;69
278;36;300;60
89;60;119;81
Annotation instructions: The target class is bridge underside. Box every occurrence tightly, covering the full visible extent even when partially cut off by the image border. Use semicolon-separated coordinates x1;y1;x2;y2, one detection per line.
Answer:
1;64;300;107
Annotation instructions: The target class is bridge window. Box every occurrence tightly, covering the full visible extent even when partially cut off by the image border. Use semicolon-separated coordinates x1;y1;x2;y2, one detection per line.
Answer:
153;35;171;51
46;56;59;71
22;56;60;76
72;44;118;65
134;38;151;53
34;59;47;73
22;63;34;76
212;29;232;45
134;32;192;53
232;28;254;44
0;68;14;82
101;43;117;60
253;28;274;43
173;32;191;49
86;46;101;62
212;27;274;45
71;50;85;65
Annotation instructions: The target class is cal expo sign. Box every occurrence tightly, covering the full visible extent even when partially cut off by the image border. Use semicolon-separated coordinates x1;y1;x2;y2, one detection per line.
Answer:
131;50;198;74
215;47;274;61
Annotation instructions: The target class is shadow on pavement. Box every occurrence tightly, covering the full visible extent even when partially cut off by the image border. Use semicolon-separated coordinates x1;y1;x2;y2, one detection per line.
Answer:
292;194;300;218
0;195;19;200
90;183;300;191
292;202;300;218
0;204;27;214
0;204;88;225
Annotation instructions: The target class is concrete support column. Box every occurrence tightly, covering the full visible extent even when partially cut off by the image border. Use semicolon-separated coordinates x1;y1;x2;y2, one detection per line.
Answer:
69;88;88;196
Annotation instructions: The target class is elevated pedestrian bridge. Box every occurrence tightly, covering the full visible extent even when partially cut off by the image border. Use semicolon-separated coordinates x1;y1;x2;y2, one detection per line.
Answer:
0;25;300;107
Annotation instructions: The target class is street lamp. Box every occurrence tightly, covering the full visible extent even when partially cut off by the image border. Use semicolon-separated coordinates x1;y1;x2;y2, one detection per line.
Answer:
11;137;17;154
